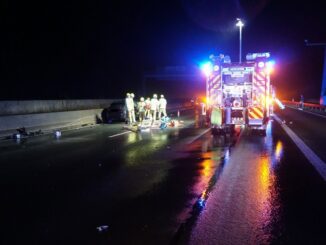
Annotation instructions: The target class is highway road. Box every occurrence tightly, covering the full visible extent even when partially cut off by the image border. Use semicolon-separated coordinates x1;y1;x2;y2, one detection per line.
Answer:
276;106;326;163
180;107;326;244
1;107;326;245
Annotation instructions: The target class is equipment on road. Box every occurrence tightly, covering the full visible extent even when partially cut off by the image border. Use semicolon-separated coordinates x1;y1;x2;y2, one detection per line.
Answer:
203;52;273;135
126;115;183;133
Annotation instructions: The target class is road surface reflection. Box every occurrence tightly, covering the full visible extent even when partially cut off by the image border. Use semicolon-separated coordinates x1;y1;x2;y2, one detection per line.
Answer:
186;122;284;244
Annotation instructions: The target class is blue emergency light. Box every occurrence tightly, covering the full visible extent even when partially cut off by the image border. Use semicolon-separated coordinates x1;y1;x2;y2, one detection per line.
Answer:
200;62;213;77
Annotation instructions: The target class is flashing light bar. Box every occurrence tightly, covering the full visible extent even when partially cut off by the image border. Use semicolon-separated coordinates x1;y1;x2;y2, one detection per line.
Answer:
246;52;270;60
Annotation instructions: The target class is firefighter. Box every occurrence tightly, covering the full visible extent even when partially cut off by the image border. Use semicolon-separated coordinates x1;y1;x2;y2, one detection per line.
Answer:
224;93;232;125
158;94;167;119
130;93;136;123
242;90;249;125
224;92;232;107
200;102;206;127
242;90;248;107
125;93;133;124
138;97;146;123
150;94;159;122
300;94;304;109
145;97;151;119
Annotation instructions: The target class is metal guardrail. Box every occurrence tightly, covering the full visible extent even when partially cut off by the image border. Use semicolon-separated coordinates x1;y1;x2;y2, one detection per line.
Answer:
167;102;193;111
283;100;326;113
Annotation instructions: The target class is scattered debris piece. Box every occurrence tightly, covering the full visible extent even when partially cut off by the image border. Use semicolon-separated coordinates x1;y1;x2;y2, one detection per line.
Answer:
140;119;152;129
16;127;28;136
13;133;21;139
54;130;62;138
123;125;140;132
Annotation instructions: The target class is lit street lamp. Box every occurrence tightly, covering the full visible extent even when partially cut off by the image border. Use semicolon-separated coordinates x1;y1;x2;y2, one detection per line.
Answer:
236;18;244;63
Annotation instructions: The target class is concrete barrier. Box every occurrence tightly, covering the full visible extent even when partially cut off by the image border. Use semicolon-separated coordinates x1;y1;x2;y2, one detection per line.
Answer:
0;99;193;139
0;99;115;116
0;99;117;138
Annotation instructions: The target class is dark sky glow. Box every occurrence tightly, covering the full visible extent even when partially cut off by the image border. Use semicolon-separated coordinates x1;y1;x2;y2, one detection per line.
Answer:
0;0;325;100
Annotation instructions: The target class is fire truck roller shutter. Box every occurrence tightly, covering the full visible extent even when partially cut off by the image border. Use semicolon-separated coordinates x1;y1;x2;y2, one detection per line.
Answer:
211;106;223;126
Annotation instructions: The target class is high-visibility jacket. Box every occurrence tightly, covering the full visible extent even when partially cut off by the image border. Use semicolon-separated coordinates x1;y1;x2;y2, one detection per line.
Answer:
126;98;134;111
150;98;159;110
159;98;167;109
138;101;146;112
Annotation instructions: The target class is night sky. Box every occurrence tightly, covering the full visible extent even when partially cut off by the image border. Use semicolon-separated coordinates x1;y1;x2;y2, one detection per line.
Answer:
1;0;326;100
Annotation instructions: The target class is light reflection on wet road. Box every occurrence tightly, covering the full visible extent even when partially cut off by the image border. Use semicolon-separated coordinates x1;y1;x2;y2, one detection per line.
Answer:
1;110;326;244
0;110;228;245
187;122;283;244
180;119;326;245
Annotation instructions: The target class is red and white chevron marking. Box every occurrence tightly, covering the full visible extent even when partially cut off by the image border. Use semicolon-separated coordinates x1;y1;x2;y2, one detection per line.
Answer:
209;74;221;90
208;74;221;105
253;71;266;94
253;71;267;106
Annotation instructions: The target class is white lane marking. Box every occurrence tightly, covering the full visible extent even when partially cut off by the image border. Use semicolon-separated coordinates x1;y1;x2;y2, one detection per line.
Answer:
186;128;211;145
108;131;132;138
285;105;326;119
274;114;326;181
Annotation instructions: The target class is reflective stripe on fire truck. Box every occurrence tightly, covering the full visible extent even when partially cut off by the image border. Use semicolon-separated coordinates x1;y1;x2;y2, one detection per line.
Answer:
208;73;222;105
253;70;266;106
248;107;264;119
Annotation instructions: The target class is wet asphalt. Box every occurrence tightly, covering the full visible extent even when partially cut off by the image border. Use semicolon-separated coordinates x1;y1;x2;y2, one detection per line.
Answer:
275;106;326;162
1;108;326;245
179;118;326;245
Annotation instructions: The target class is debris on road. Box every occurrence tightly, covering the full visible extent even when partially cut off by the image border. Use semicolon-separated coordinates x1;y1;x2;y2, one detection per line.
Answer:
123;125;140;132
54;130;62;138
124;116;185;132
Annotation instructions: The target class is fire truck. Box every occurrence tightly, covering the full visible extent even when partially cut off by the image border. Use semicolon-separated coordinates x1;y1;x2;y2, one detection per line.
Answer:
205;52;273;135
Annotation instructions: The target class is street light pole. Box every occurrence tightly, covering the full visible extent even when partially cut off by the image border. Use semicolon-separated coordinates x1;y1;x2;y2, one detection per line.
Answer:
236;18;244;63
